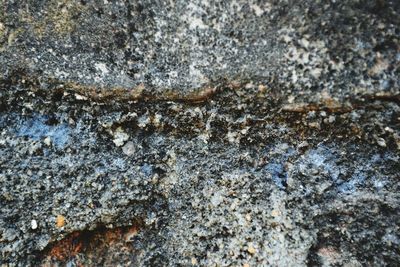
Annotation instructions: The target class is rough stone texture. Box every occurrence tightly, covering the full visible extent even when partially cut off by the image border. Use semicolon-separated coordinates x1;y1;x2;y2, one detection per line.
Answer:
0;0;399;266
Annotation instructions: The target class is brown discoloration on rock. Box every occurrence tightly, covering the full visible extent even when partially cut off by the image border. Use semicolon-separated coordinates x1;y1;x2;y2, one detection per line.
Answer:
40;224;141;265
45;232;84;262
282;93;400;113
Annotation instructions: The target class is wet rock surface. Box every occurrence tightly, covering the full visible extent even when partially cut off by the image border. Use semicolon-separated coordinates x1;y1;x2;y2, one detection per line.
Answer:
0;0;399;266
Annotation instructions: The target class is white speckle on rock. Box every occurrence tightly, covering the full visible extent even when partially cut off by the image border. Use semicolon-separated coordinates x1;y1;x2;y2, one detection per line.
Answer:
54;68;70;79
298;141;309;148
189;63;208;87
122;141;135;156
188;17;208;30
210;191;224;207
138;115;150;128
95;63;109;76
43;136;51;146
287;95;295;103
152;114;162;127
74;94;88;100
250;4;264;16
113;127;129;147
384;127;394;133
310;67;322;78
227;131;239;144
291;70;298;83
376;137;386;148
184;3;209;30
31;219;38;230
299;38;310;49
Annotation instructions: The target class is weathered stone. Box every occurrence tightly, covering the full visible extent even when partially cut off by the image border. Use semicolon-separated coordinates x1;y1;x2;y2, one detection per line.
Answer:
0;0;399;266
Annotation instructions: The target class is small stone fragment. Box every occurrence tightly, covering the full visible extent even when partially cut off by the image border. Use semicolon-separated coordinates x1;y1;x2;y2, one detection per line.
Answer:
124;226;139;242
271;210;280;217
384;127;394;133
122;141;135;156
245;214;252;221
74;94;88;100
31;219;38;230
376;138;386;148
247;244;256;255
308;122;320;129
227;131;239;144
113;127;129;147
298;141;309;149
258;84;267;93
137;115;150;128
210;192;223;207
56;215;66;228
43;137;51;146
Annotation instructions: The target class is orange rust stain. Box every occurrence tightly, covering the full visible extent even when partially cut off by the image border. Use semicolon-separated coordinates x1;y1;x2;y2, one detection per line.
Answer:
124;226;139;242
41;224;141;264
48;232;84;261
56;215;66;228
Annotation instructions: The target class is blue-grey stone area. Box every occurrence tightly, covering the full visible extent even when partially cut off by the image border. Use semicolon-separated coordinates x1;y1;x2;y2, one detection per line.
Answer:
16;115;71;148
263;143;397;196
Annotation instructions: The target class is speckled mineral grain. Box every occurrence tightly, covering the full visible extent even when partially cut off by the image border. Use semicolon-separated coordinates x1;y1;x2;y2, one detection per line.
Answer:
0;0;399;266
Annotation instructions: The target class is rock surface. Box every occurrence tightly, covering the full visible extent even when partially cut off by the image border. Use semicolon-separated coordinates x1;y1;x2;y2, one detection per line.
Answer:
0;0;399;266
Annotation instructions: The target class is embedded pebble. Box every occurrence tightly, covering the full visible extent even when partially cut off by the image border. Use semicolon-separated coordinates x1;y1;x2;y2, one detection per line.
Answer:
376;138;387;148
113;128;129;147
122;141;135;156
31;220;38;230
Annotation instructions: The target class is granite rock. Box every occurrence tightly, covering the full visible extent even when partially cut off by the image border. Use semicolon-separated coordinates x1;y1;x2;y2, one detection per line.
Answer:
0;0;399;266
